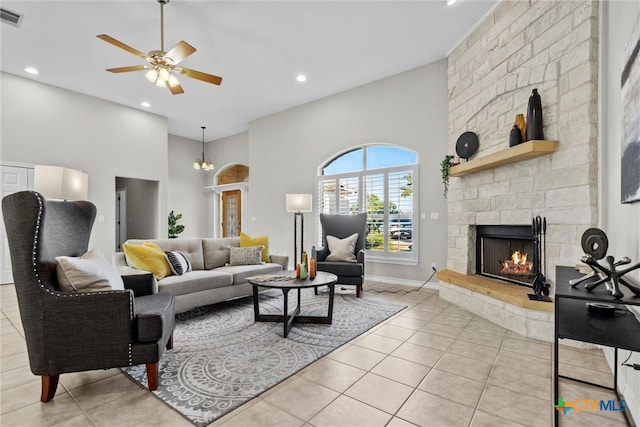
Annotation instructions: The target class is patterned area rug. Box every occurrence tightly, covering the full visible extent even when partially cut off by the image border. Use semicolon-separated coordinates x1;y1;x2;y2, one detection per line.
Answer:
122;289;405;426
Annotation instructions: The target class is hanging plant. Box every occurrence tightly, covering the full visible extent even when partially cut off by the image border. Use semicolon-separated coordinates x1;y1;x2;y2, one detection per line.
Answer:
440;155;455;199
168;211;185;238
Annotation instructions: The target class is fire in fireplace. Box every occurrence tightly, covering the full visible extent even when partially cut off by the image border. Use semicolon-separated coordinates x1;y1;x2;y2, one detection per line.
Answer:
501;250;533;275
476;225;536;287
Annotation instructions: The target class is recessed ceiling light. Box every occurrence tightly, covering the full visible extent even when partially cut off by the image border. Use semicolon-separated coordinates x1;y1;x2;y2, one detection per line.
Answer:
25;67;38;75
296;74;307;83
141;101;151;108
446;0;458;5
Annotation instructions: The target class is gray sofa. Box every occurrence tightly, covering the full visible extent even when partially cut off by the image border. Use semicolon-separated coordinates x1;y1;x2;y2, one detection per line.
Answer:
114;237;287;313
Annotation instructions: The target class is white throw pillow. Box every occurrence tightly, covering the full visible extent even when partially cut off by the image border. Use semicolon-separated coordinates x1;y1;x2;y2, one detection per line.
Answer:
165;250;192;276
326;233;359;262
56;249;125;292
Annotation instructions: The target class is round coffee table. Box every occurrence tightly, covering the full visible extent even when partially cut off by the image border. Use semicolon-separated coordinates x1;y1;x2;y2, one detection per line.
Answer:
248;271;338;338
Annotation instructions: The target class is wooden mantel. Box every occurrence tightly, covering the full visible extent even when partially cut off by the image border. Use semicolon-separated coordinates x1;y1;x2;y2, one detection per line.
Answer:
436;269;554;311
449;140;559;177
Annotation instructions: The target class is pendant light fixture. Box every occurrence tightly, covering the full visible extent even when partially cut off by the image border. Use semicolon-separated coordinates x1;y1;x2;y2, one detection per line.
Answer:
193;126;214;171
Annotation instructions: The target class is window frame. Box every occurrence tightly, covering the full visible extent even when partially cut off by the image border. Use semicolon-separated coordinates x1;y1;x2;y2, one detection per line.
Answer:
316;145;419;265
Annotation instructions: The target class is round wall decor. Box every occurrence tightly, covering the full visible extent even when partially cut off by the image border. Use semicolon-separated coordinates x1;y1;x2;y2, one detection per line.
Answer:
456;132;479;160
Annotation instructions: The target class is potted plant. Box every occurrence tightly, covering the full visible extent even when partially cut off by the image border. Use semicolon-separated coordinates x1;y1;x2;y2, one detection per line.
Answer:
168;211;185;238
440;155;455;199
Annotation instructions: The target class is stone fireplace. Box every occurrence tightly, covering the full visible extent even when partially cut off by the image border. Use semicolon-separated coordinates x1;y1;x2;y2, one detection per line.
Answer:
438;1;599;342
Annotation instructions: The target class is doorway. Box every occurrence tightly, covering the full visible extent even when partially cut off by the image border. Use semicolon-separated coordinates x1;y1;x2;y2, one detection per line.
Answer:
210;164;249;238
115;177;159;249
222;189;241;237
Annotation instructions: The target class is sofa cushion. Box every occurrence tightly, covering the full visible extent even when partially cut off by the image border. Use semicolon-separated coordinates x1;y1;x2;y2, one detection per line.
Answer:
123;241;172;280
229;246;263;266
165;251;192;276
215;263;283;285
56;248;125;292
316;260;364;277
202;237;240;269
125;238;205;270
157;270;233;296
240;232;270;263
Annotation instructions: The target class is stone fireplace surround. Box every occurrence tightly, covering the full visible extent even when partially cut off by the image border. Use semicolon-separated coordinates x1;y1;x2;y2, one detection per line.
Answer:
438;1;599;342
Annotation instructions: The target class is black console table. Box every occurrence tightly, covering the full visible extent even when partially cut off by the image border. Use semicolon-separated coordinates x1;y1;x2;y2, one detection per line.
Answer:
554;266;640;427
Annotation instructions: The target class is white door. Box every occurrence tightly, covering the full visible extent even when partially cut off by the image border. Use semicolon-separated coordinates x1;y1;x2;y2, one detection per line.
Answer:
1;164;34;284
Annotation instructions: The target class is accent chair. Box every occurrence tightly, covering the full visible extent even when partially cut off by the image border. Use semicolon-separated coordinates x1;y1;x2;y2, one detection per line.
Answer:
315;213;367;297
2;191;175;402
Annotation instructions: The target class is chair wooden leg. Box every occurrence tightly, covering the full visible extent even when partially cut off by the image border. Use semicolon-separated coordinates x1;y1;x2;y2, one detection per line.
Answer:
356;285;362;298
146;363;158;391
166;333;174;350
41;375;59;402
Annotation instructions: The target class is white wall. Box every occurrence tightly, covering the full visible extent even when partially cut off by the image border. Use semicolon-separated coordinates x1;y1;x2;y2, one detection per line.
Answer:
600;1;640;423
168;134;210;238
245;61;449;281
0;72;169;261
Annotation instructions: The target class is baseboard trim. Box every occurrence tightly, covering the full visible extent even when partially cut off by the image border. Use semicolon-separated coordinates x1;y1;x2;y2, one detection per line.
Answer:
365;275;439;290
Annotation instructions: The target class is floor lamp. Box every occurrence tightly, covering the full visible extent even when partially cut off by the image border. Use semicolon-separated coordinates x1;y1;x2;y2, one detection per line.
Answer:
285;193;312;268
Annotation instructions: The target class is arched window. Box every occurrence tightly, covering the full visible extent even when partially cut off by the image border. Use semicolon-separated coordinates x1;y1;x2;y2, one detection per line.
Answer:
317;145;418;264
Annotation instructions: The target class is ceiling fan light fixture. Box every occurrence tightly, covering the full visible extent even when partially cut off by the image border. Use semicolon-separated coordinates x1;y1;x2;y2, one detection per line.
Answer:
167;74;180;88
98;0;222;95
158;66;170;82
145;68;159;83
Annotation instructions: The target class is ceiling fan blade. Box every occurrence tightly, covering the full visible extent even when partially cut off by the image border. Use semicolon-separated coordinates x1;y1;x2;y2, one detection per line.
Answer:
97;34;151;61
164;41;196;65
106;65;149;73
175;67;223;86
168;82;185;95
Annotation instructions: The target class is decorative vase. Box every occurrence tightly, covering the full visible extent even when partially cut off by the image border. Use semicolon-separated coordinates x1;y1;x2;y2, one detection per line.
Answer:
309;257;316;280
526;88;544;141
310;246;317;279
300;262;308;280
509;125;522;147
514;113;526;143
296;263;301;279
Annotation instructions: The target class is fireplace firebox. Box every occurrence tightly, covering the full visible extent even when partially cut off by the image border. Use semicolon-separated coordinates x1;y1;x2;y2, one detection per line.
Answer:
476;225;536;287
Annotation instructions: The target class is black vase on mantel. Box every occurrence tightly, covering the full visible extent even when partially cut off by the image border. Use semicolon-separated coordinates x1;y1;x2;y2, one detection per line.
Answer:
509;125;522;147
526;88;544;141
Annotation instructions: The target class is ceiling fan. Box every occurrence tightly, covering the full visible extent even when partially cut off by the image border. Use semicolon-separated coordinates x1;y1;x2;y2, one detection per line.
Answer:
97;0;222;95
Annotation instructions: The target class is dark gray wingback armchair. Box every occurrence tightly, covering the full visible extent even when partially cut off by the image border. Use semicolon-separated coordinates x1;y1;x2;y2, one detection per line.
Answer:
315;213;367;297
2;191;175;402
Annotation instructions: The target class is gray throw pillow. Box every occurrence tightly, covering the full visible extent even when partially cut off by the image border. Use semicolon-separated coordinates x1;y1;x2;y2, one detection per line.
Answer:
326;233;358;262
229;246;264;266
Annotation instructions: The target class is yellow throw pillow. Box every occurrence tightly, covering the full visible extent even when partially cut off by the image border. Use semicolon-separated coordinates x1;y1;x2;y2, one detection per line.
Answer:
123;241;172;280
240;232;269;263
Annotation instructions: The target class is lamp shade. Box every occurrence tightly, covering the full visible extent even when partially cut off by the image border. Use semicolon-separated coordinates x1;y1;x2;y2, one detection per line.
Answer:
286;193;312;212
34;165;89;200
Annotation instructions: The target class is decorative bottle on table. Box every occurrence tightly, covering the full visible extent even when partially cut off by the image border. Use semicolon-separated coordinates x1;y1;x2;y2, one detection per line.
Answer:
309;246;316;280
526;88;544;141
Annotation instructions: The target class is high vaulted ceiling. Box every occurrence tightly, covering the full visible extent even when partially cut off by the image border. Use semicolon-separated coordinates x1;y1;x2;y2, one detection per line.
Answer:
1;1;498;142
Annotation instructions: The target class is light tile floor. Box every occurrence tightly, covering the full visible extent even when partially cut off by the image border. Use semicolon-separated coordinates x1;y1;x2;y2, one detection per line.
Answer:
0;281;630;427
